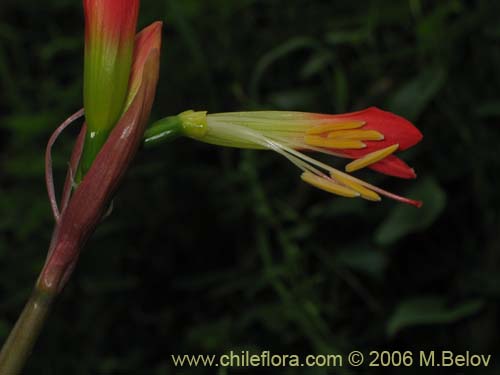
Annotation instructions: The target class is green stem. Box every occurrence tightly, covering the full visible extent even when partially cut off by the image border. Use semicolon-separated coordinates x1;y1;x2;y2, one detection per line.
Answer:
0;286;56;375
0;115;183;374
143;115;183;147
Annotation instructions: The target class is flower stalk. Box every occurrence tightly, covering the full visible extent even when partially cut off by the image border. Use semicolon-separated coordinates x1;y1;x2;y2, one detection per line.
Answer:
0;3;162;371
0;287;55;375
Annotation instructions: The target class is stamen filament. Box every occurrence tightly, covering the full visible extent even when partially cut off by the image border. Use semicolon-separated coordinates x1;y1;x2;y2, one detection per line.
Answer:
266;139;421;207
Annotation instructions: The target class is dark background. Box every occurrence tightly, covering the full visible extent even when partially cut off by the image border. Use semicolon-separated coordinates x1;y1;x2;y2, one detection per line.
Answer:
1;0;500;374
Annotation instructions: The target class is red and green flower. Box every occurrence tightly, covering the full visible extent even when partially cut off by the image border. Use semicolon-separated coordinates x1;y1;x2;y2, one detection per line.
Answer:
145;108;423;207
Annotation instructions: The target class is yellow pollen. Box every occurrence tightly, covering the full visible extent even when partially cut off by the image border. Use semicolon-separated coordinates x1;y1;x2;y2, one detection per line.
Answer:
330;170;381;201
301;171;359;198
306;120;366;135
327;129;384;141
305;135;366;149
345;144;400;173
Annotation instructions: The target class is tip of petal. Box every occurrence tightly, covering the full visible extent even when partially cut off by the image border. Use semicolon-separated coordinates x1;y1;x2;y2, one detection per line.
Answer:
362;107;423;151
367;155;417;179
125;22;163;111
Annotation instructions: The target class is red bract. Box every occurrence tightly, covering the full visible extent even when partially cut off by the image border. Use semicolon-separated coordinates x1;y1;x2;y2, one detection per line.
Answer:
40;23;162;293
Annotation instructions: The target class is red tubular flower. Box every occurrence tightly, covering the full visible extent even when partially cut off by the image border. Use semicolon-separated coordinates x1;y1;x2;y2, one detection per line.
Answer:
153;107;423;207
308;107;423;178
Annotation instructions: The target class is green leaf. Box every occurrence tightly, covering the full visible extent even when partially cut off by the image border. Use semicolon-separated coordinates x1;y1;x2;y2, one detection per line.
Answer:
387;297;484;337
375;177;446;246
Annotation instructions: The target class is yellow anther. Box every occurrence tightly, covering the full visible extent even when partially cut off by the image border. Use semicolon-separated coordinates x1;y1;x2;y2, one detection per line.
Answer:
327;129;384;141
301;171;359;198
345;144;399;173
330;170;381;201
306;120;366;135
305;135;366;149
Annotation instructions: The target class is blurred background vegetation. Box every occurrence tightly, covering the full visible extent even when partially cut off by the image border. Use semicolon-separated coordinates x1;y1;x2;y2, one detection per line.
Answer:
1;0;500;374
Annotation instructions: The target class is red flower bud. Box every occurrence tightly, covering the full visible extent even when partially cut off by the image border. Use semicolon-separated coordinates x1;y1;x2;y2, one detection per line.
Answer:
40;22;162;292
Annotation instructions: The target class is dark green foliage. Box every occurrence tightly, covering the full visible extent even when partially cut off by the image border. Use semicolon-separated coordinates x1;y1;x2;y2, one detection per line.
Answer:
1;0;500;373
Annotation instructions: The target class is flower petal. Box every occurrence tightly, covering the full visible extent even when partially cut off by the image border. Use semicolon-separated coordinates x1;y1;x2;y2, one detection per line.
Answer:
367;154;417;179
312;107;423;153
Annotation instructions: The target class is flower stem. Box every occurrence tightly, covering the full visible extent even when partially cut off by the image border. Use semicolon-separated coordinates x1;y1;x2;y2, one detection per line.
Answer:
142;115;183;147
0;286;56;375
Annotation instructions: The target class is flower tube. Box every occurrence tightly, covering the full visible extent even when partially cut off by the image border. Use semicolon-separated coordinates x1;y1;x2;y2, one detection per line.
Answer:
145;108;423;207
